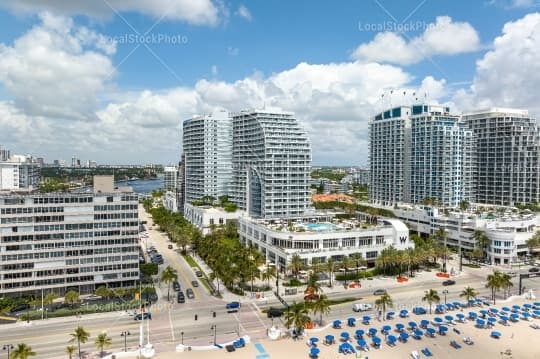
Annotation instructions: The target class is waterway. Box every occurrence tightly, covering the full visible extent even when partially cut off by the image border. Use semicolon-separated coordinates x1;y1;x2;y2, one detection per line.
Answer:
115;178;164;194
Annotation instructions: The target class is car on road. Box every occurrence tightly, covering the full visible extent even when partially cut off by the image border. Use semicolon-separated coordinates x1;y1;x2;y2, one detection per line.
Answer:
186;288;195;299
373;289;387;296
226;301;241;311
177;291;185;303
442;280;456;286
173;281;181;291
267;308;283;318
168;244;173;249
529;267;540;273
195;270;203;278
191;280;199;287
352;303;372;312
507;271;518;277
413;307;427;315
134;312;152;320
9;304;30;315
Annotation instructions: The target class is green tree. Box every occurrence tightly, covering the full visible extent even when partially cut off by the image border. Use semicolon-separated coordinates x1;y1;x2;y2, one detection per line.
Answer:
526;231;540;254
261;266;276;291
434;228;449;271
65;345;76;359
284;301;311;334
375;293;393;321
422;289;441;314
499;272;513;299
473;230;490;262
340;256;351;286
95;332;112;358
160;266;178;301
64;290;80;308
9;343;36;359
43;292;58;306
288;254;304;279
140;263;159;278
326;258;335;288
310;294;331;325
306;272;322;295
486;270;502;304
94;286;111;299
70;326;90;359
459;200;470;212
460;286;479;306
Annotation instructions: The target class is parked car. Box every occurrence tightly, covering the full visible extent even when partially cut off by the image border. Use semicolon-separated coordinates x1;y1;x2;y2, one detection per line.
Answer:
9;304;30;315
352;303;372;312
529;267;540;273
173;281;181;291
186;288;195;299
177;291;185;303
226;301;241;311
168;244;173;249
191;280;199;287
134;312;152;320
267;308;283;318
373;289;387;296
442;280;456;286
413;307;427;315
195;270;203;278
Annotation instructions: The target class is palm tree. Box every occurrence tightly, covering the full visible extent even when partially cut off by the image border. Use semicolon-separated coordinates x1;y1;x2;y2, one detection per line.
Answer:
43;292;58;306
375;293;393;321
473;230;490;262
434;228;448;271
326;258;335;288
65;346;76;359
95;332;112;358
288;254;304;279
499;273;513;299
284;301;311;334
306;272;322;294
160;265;178;301
9;343;36;359
460;286;479;306
261;266;276;291
64;290;80;308
486;271;502;304
94;286;111;299
422;289;440;314
310;294;331;325
349;253;365;280
69;326;90;359
340;256;351;286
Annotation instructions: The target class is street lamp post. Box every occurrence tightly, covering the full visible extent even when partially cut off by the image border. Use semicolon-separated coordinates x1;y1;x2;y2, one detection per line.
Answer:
121;331;130;352
443;290;449;305
210;325;217;345
181;331;184;345
3;344;13;358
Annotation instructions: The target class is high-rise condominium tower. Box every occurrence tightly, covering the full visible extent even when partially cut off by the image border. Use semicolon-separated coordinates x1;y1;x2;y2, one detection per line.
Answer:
462;108;540;205
230;108;311;218
183;110;232;204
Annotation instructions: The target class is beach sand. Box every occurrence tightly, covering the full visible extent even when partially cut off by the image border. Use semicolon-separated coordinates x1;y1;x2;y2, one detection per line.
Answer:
151;297;540;359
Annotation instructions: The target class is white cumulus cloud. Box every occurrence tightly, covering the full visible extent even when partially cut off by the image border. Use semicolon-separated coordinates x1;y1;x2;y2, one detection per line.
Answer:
353;16;480;65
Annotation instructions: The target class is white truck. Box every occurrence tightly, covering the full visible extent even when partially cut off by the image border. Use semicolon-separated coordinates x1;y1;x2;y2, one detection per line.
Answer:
352;303;372;312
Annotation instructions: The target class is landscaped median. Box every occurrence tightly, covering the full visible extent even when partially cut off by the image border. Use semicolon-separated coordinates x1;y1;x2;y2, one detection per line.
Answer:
182;253;219;297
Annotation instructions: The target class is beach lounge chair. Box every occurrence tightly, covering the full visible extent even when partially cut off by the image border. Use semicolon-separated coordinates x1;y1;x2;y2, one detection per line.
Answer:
411;350;421;359
421;348;433;356
450;340;462;349
463;337;474;345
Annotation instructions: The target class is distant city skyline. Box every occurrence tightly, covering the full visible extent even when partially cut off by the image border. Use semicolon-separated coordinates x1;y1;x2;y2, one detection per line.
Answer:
0;1;540;164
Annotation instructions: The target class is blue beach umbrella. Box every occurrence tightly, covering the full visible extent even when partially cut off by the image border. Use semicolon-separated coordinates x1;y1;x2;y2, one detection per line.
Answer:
368;328;377;336
488;317;497;324
426;327;436;337
408;321;417;329
420;319;430;328
340;332;350;340
395;323;405;331
433;317;443;324
489;308;498;314
510;313;519;321
414;329;423;337
382;325;391;333
399;332;409;341
502;306;511;312
357;339;367;348
445;315;454;322
387;335;397;344
512;305;521;312
355;329;364;338
310;347;320;355
325;335;334;344
476;319;485;327
469;312;478;319
456;313;465;321
310;337;319;344
500;315;509;322
491;331;502;338
439;325;448;334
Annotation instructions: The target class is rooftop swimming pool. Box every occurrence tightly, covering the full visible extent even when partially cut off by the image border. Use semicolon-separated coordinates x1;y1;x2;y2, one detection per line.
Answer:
303;223;337;232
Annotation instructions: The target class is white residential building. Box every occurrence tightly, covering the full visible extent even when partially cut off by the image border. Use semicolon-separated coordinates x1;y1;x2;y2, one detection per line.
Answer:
462;108;540;206
163;166;178;192
231;108;312;219
0;156;40;191
0;176;140;297
183;110;232;204
239;214;411;274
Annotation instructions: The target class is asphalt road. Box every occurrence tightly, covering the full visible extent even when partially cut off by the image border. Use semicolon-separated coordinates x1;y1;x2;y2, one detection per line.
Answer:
2;206;539;358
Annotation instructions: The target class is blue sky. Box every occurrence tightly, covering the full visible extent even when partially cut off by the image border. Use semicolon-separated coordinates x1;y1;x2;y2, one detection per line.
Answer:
0;0;539;165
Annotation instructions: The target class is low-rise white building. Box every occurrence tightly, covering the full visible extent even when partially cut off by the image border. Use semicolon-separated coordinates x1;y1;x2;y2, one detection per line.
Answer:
238;214;411;274
163;191;178;213
183;203;244;235
392;205;538;265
